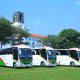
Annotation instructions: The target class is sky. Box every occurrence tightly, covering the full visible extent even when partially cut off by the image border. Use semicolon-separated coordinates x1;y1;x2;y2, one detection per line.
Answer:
0;0;80;36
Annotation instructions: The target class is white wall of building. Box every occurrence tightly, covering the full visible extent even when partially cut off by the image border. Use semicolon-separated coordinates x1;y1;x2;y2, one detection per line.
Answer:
25;37;44;48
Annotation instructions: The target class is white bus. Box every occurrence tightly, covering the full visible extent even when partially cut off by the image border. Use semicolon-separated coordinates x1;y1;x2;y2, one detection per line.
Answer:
32;46;57;66
0;44;32;68
56;48;80;66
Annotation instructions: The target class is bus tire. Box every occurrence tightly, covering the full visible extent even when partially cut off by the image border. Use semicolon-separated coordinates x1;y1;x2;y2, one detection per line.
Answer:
41;61;45;67
13;62;17;68
70;62;75;67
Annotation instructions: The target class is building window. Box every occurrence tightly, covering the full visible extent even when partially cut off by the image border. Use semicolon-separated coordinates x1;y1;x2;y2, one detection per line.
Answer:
28;38;31;41
36;45;38;47
32;42;35;48
13;17;15;22
32;38;34;41
39;44;41;47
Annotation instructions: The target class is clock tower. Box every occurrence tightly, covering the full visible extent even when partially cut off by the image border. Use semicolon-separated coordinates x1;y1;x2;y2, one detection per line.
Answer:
12;11;24;29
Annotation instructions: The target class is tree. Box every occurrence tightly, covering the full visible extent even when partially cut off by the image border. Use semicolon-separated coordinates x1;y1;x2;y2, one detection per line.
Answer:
43;29;80;49
43;35;68;49
0;17;13;49
11;27;30;45
42;35;55;47
0;17;30;49
59;29;80;48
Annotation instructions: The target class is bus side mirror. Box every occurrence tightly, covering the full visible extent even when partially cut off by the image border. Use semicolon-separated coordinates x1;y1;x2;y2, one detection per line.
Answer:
56;52;60;55
32;50;36;55
19;50;21;55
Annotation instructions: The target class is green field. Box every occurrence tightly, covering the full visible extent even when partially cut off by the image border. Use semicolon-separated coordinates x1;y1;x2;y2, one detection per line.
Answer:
0;66;80;80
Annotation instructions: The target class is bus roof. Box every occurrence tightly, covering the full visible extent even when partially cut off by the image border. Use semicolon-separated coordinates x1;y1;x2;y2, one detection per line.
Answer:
69;48;80;50
55;48;80;51
55;49;70;50
13;44;31;49
33;46;54;50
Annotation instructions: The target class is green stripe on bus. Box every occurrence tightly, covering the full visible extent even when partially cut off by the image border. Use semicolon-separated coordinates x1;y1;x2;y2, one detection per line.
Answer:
0;60;5;66
20;59;32;64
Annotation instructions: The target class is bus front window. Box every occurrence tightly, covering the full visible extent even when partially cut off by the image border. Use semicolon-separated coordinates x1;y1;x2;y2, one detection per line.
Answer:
77;51;80;59
19;48;32;64
48;50;56;57
19;48;32;58
47;50;56;64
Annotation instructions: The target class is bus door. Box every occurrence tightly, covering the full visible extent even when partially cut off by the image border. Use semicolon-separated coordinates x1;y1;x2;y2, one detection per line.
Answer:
40;49;47;60
12;47;18;61
68;50;79;61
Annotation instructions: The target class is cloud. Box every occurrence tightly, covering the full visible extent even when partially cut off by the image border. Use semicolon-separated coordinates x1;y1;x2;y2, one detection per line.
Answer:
75;0;80;5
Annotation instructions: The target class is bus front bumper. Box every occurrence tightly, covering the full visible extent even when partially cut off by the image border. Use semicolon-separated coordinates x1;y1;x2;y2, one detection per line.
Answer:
17;62;32;68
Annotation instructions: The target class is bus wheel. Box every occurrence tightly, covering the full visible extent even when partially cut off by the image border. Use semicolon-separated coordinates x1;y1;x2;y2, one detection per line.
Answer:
41;61;45;67
13;62;16;68
70;62;75;67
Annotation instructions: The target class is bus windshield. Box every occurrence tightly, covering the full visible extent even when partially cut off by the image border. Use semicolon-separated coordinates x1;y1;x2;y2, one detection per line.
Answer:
47;50;56;57
19;48;32;58
47;50;56;64
77;51;80;57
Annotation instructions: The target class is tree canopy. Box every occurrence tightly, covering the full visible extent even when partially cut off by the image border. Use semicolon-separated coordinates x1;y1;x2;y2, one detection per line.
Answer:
0;17;30;48
0;17;13;44
11;27;30;45
43;29;80;49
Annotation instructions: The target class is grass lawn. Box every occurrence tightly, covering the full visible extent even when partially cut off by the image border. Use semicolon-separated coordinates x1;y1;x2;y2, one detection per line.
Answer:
0;66;80;80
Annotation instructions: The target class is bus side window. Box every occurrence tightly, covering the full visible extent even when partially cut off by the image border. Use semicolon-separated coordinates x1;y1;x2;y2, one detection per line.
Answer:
0;51;6;55
58;50;69;55
56;52;60;55
68;50;78;61
4;48;13;54
35;49;40;55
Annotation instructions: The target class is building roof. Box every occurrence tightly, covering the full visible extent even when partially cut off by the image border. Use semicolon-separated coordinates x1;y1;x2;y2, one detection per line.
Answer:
30;34;47;38
14;11;24;14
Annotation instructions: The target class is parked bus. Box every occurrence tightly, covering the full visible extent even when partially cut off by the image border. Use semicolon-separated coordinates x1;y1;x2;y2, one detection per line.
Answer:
56;48;80;66
0;44;32;68
32;46;57;66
